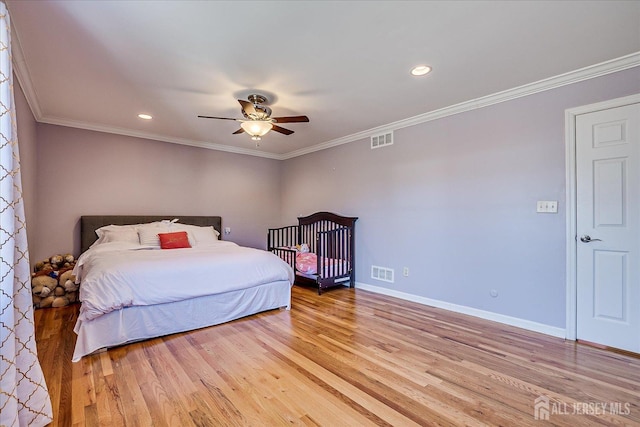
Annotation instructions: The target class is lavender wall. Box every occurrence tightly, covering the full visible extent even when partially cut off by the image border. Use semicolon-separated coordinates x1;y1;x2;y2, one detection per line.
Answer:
33;125;281;262
15;81;39;254
19;66;638;330
280;68;640;329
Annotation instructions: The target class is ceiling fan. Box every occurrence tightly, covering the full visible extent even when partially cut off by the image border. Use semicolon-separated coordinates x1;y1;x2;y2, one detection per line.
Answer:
198;94;309;141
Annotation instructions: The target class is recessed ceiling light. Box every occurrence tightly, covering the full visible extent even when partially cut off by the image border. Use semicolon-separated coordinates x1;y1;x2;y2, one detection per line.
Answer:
410;65;432;76
137;114;153;120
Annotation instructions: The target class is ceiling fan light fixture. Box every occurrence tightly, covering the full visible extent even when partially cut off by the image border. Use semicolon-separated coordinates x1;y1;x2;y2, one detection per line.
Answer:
240;120;273;138
410;65;432;76
198;94;306;139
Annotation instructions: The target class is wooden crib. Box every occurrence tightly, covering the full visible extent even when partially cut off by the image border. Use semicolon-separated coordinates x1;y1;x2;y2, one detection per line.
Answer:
268;212;357;294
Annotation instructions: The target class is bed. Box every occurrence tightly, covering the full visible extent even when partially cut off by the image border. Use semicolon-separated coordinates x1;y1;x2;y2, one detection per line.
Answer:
72;215;294;362
267;212;357;294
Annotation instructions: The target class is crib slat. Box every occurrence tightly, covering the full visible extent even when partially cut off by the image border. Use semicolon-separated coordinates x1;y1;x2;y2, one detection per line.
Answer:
267;225;300;273
332;228;337;277
337;228;342;273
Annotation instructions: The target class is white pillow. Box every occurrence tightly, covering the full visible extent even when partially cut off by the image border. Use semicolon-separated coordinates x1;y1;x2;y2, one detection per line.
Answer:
137;223;171;248
95;222;165;237
90;221;166;247
92;223;148;247
101;228;140;244
171;223;220;245
96;223;135;237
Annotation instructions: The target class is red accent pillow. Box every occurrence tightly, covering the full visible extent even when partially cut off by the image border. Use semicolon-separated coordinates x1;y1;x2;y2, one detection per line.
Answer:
158;231;191;249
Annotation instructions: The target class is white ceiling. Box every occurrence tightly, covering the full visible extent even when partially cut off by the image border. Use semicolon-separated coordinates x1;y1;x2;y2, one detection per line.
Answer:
7;1;640;159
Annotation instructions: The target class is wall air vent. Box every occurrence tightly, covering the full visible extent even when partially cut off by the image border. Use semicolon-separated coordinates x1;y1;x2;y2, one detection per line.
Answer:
371;131;393;149
371;265;394;283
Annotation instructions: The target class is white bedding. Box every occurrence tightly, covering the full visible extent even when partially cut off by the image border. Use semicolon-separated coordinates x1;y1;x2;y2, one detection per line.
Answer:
72;279;291;361
73;241;295;323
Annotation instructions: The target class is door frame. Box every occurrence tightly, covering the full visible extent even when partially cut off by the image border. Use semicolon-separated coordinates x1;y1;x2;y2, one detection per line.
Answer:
565;93;640;340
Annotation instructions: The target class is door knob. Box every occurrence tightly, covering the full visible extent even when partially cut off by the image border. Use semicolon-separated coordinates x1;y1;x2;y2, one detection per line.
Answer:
580;235;602;243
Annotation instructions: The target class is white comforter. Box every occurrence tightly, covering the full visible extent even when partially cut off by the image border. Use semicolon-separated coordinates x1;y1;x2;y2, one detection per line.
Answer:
73;241;294;322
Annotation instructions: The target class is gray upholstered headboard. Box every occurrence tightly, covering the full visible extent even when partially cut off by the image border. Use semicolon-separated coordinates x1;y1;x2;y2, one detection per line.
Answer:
80;215;222;253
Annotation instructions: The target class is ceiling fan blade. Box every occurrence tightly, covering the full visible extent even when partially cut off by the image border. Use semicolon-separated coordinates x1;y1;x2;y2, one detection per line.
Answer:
232;128;245;134
271;124;294;135
271;115;310;123
238;99;257;116
197;115;238;121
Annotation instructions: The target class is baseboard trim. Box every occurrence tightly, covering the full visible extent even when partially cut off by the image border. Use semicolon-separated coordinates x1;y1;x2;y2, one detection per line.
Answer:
355;281;566;339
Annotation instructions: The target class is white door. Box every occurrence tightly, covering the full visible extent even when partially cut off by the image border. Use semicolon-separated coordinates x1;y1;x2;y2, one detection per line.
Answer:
576;102;639;353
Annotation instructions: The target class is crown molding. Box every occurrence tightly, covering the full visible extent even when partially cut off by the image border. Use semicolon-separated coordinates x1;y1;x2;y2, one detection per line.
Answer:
13;44;639;161
280;52;640;160
39;116;283;160
10;16;43;120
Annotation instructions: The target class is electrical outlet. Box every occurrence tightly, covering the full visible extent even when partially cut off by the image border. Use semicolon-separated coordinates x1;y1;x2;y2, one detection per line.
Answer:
403;267;409;277
224;227;231;234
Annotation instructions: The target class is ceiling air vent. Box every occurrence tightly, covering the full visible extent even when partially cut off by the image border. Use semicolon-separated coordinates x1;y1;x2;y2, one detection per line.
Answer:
371;265;394;283
371;131;393;149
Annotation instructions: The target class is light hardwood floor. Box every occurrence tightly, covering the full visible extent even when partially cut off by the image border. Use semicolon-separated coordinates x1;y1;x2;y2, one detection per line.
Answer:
35;285;640;426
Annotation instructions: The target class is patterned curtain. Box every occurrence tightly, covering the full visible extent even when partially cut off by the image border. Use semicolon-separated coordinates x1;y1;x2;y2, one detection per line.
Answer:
0;2;53;426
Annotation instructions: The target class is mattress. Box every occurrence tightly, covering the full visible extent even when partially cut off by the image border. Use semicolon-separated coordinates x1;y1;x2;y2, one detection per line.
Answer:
295;252;350;277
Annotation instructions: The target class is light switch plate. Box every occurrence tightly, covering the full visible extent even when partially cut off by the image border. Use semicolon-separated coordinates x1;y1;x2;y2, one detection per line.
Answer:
537;201;558;213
